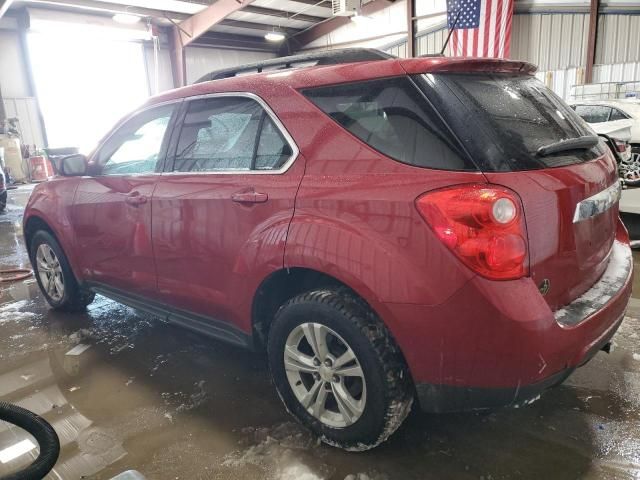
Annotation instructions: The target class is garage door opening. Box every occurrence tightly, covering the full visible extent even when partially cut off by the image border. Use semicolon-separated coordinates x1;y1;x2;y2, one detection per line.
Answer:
27;21;150;153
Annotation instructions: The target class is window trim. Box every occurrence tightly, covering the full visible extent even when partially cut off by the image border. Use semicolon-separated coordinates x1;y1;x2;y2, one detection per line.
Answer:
89;99;183;177
610;107;631;121
164;92;299;176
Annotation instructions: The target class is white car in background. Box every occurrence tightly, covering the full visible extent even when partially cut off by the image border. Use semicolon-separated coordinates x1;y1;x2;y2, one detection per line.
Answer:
571;99;640;159
571;99;640;240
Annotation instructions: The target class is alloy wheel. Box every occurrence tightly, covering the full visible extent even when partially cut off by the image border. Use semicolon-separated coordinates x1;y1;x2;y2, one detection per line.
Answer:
36;244;64;302
284;322;366;428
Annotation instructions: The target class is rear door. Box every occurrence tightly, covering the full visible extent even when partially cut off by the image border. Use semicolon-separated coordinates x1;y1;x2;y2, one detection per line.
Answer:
70;102;178;297
414;73;620;310
152;94;303;328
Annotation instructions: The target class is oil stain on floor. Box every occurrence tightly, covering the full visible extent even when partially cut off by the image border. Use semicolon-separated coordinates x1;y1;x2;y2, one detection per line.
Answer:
1;185;640;480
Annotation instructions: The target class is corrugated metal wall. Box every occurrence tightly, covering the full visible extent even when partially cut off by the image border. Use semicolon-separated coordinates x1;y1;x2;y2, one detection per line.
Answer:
511;14;640;69
382;27;448;57
511;14;589;70
416;28;449;56
597;14;640;64
385;42;408;58
593;61;640;82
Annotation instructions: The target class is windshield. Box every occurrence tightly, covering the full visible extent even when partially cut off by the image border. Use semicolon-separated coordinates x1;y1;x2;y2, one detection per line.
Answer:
414;73;607;171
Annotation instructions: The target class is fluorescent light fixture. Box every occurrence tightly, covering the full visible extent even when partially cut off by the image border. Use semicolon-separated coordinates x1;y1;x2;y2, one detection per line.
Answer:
0;439;37;464
112;13;141;24
265;31;285;42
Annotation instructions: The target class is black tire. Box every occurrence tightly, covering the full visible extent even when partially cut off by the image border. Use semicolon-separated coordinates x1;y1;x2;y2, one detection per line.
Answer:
0;401;60;480
30;230;95;311
621;212;640;241
267;288;414;451
0;190;6;212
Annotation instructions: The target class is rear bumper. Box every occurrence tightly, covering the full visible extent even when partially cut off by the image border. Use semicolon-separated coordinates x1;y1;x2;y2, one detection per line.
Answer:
415;312;624;412
383;227;633;413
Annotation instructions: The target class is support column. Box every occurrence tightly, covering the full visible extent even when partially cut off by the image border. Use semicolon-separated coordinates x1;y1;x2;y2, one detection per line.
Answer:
167;26;186;88
406;0;416;57
585;0;600;84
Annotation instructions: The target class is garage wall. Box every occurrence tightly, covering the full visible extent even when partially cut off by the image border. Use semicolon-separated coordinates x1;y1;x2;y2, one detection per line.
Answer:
0;17;46;149
0;21;31;97
596;14;640;64
185;47;276;85
511;13;589;70
142;44;174;95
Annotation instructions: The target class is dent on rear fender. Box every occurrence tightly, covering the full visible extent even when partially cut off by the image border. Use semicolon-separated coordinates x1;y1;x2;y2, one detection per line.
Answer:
284;212;473;305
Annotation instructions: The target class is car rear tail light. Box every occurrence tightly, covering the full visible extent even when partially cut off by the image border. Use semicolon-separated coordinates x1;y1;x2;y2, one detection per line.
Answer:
415;184;528;280
613;139;628;153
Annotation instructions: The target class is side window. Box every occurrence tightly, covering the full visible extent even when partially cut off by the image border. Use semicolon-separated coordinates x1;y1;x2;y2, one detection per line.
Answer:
255;117;293;170
574;105;611;123
97;104;175;175
302;77;471;170
610;108;629;121
173;96;292;173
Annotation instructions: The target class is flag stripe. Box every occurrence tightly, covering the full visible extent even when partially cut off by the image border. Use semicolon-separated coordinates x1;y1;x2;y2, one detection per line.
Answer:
446;0;513;58
494;0;503;57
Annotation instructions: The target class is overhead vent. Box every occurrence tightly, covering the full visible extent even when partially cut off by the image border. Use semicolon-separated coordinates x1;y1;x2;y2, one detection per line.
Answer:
332;0;361;16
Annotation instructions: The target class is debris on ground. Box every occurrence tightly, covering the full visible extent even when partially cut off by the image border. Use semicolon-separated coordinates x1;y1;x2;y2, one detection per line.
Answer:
0;300;37;322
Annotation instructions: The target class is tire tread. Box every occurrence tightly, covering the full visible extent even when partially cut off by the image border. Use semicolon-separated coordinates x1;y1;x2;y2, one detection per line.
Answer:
272;287;414;451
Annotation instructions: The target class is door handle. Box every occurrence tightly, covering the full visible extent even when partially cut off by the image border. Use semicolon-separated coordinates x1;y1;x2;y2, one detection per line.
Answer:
125;192;148;206
231;190;268;204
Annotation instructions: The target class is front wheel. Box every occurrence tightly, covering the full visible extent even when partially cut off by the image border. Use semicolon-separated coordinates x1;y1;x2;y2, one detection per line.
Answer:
30;230;95;311
267;289;413;451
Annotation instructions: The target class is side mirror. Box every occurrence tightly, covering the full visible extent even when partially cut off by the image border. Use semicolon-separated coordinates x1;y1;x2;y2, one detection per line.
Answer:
58;154;88;176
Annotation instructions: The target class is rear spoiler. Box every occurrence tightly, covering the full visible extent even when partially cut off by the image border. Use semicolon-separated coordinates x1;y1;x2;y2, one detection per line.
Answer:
401;58;538;76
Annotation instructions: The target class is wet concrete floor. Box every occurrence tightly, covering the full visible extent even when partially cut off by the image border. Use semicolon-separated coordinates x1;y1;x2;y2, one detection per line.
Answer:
1;184;640;480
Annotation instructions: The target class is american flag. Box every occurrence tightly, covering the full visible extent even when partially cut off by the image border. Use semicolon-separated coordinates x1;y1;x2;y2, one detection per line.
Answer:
446;0;514;58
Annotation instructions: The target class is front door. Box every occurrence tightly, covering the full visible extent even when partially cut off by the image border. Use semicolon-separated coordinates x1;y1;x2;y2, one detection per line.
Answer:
70;102;178;296
152;94;303;330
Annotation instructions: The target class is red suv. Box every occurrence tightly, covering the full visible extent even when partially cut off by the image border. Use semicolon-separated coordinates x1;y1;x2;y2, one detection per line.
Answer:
24;49;633;451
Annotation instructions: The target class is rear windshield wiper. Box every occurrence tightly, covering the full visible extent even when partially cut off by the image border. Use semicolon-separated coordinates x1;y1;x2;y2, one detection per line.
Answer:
536;136;600;157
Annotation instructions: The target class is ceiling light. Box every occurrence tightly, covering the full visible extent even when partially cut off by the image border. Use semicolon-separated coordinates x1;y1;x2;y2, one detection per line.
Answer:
265;31;285;42
113;13;141;24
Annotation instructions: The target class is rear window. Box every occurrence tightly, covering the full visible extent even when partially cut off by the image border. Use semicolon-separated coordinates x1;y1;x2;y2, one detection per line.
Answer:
574;104;611;123
302;77;475;171
414;73;606;171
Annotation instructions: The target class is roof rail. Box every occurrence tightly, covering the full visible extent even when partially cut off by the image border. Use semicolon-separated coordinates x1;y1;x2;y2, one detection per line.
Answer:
195;48;395;84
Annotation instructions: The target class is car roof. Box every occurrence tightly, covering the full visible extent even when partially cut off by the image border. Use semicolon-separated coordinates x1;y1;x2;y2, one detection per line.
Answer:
572;99;640;116
145;54;537;109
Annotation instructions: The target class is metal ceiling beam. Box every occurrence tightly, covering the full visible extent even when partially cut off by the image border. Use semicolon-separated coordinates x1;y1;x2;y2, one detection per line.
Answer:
288;0;331;6
176;0;257;46
291;0;395;47
242;5;326;24
191;31;278;51
585;0;600;83
169;0;258;88
218;18;298;35
0;0;16;19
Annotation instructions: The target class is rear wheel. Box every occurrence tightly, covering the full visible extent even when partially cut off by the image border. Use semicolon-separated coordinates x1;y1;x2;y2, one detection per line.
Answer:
267;288;413;451
30;230;94;311
0;191;6;212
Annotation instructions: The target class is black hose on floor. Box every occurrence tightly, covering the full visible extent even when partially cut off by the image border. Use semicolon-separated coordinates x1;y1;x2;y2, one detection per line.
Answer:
0;402;60;480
